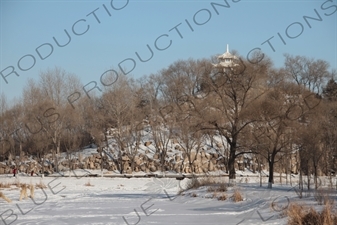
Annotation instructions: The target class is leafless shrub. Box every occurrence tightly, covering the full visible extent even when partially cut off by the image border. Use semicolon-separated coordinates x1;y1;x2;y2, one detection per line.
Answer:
294;186;304;199
185;177;201;190
314;188;334;205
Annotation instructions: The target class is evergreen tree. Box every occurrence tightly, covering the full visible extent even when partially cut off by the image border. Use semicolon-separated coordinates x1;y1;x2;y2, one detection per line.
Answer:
323;79;337;101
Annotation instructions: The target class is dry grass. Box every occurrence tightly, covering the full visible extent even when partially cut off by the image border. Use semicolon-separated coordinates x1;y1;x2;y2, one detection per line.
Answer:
19;184;28;201
285;203;305;223
12;180;21;188
211;191;218;199
15;183;36;201
185;177;216;190
199;177;217;186
35;180;47;189
190;192;197;197
29;184;35;199
320;204;335;225
231;189;243;202
271;200;287;212
207;186;217;192
184;177;229;201
186;176;228;192
0;192;12;203
286;202;337;225
0;182;11;189
217;193;227;201
207;183;228;193
217;183;228;192
207;185;228;201
84;180;94;187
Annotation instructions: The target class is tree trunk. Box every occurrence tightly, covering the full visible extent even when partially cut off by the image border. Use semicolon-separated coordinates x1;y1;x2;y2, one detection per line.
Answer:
314;165;318;190
57;139;60;156
298;169;303;198
100;147;104;177
41;152;45;178
268;158;274;189
286;165;289;185
258;156;262;187
67;151;71;176
56;139;61;173
19;142;23;162
307;166;311;190
228;146;236;181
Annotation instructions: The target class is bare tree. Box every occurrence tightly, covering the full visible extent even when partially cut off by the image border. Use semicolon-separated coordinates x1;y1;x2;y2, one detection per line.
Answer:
20;68;82;172
88;75;139;174
148;113;173;173
320;100;337;187
38;67;82;159
200;54;271;181
0;92;7;115
284;54;330;94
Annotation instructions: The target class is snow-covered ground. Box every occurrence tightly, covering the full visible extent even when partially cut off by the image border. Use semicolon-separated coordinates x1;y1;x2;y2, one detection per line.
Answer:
0;173;336;225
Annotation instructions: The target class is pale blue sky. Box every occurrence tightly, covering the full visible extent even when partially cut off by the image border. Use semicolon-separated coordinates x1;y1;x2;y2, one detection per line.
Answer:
1;0;336;103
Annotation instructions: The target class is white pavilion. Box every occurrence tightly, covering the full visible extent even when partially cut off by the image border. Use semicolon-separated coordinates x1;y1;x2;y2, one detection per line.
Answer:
213;44;239;71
